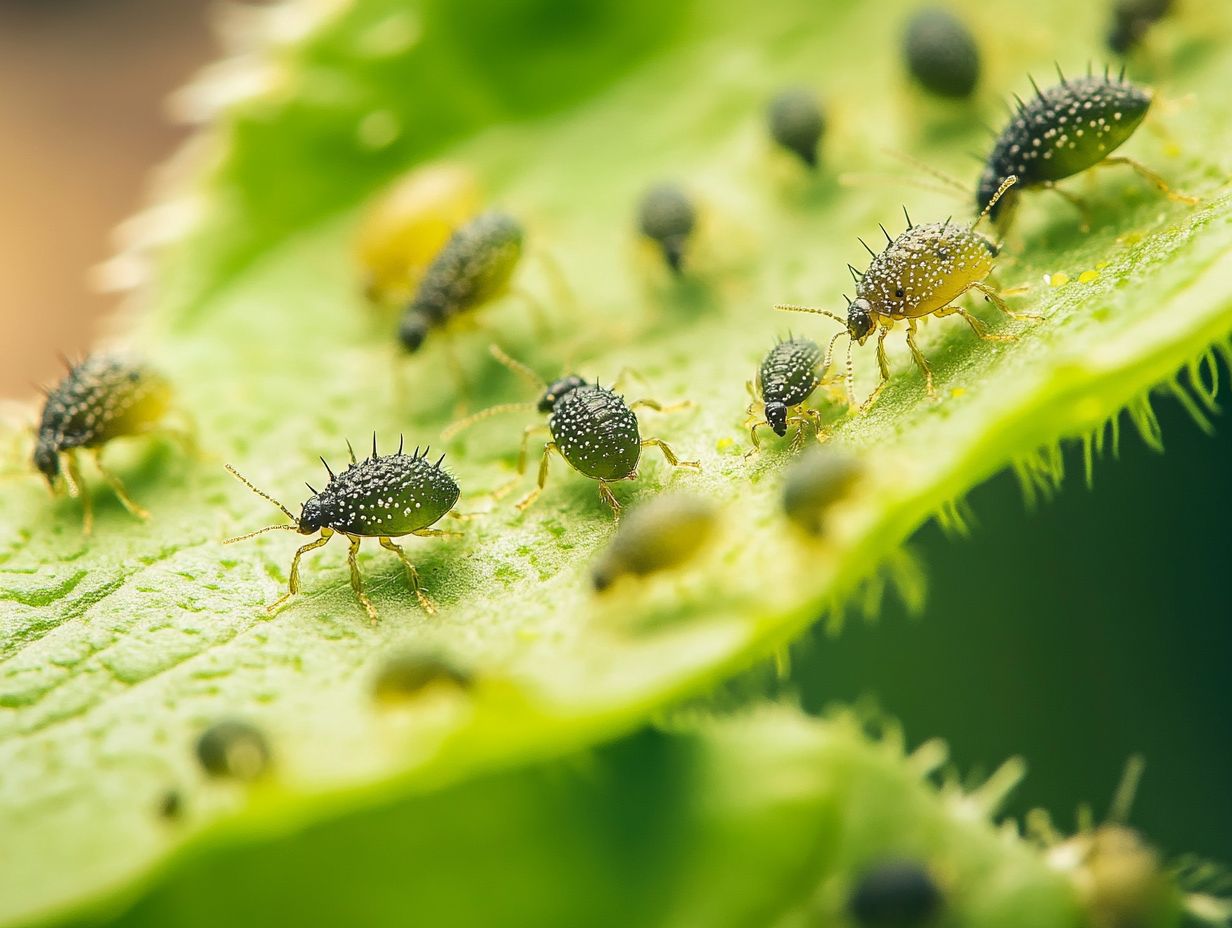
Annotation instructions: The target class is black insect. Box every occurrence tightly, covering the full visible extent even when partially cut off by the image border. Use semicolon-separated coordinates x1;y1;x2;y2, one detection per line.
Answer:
444;346;699;517
34;354;173;534
637;183;696;274
1107;0;1172;55
398;211;524;353
902;7;981;99
848;859;943;928
195;720;271;782
978;68;1196;226
767;86;826;168
224;437;461;623
747;335;831;448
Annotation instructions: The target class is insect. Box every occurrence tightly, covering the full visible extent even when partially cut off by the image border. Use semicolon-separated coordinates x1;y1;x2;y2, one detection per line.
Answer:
34;353;173;534
590;493;716;591
397;211;524;353
224;437;461;623
767;86;826;168
978;68;1196;227
443;345;699;516
356;162;480;308
195;720;271;781
637;183;696;274
746;335;834;448
777;175;1027;408
1107;0;1172;55
848;859;943;928
781;446;862;535
372;649;472;703
902;7;980;99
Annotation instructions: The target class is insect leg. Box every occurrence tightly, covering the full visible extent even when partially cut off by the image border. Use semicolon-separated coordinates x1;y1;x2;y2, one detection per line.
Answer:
904;320;936;397
629;397;692;414
1097;156;1198;205
380;536;437;615
936;305;1016;342
860;328;891;412
91;448;150;521
492;424;551;500
411;526;464;539
970;280;1042;321
639;438;701;470
516;441;562;511
1042;182;1093;232
268;530;333;613
345;535;379;624
64;450;93;536
596;480;622;516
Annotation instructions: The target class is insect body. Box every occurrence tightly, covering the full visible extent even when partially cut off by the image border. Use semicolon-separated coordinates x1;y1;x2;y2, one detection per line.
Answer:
590;493;716;590
848;859;943;927
637;183;696;274
195;720;271;781
778;177;1028;407
747;335;830;447
1107;0;1172;55
225;438;460;623
398;211;524;352
781;446;861;536
444;346;699;516
978;71;1195;225
767;87;826;168
902;7;980;99
34;354;172;533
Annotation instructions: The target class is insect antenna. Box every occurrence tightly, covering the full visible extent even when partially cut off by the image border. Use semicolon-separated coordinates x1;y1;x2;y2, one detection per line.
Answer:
489;344;547;390
223;523;299;544
820;328;847;380
973;175;1018;229
224;464;297;521
441;402;536;441
774;303;848;329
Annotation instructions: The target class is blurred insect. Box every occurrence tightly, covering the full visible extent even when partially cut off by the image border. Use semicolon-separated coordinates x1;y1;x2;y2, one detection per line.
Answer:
195;720;271;782
443;345;699;517
777;176;1028;408
590;492;716;591
224;437;461;623
356;162;480;308
34;354;173;534
397;211;524;354
902;7;980;99
637;183;696;274
1106;0;1172;55
746;335;832;449
372;649;472;703
767;86;826;168
781;446;862;536
978;67;1196;227
155;789;183;821
848;858;943;928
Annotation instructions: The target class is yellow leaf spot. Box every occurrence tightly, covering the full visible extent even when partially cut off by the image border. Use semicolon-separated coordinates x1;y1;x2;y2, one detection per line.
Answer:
1078;270;1099;284
1047;272;1070;288
950;387;967;398
715;437;734;452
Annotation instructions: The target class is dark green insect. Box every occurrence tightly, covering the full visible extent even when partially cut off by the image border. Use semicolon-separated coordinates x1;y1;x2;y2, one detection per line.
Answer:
902;7;980;99
1107;0;1172;55
747;335;831;447
34;353;173;534
372;649;472;702
637;183;696;274
781;446;861;535
767;86;826;168
978;69;1196;225
444;346;699;517
195;720;271;782
848;859;943;928
225;437;461;623
591;493;716;591
156;789;183;821
398;211;524;353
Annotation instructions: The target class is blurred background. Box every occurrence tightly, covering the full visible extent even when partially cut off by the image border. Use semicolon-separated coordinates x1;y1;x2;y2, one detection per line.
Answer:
1;0;1228;872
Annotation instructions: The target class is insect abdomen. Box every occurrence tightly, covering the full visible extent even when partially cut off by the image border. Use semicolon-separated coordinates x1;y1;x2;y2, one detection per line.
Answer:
549;386;641;481
403;211;523;326
320;453;459;537
759;337;823;408
37;355;170;454
860;223;995;318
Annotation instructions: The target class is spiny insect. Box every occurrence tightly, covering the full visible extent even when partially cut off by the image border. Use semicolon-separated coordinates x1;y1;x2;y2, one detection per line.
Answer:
195;720;271;782
34;353;172;534
767;86;826;168
637;183;696;274
746;335;832;448
777;176;1028;408
848;859;943;928
978;67;1196;226
398;211;524;353
356;161;480;307
372;649;472;703
224;437;461;623
902;7;980;99
1107;0;1172;55
781;445;862;536
590;492;716;591
443;345;699;517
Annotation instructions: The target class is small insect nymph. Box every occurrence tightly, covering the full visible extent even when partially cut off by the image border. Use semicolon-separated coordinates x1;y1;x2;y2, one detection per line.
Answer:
747;335;833;448
225;437;461;623
398;211;524;353
444;346;699;517
848;858;943;928
1107;0;1172;55
767;86;826;168
637;183;696;274
372;649;472;703
978;68;1196;226
195;720;271;782
35;354;173;534
902;7;980;99
591;493;716;591
778;176;1029;408
781;446;861;536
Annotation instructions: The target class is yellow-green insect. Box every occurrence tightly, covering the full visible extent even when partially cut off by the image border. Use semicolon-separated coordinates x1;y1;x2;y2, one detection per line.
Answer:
590;493;716;591
224;437;461;623
777;176;1028;408
34;354;173;534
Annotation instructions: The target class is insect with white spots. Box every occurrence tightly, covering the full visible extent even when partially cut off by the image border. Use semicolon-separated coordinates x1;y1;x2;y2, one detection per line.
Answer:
224;437;461;623
34;354;173;534
637;183;696;274
443;346;699;516
777;176;1029;408
746;335;832;449
979;68;1196;227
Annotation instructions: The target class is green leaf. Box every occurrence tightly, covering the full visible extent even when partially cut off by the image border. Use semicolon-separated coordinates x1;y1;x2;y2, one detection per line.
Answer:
1;0;1230;924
